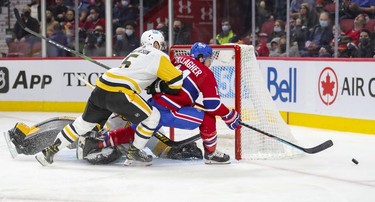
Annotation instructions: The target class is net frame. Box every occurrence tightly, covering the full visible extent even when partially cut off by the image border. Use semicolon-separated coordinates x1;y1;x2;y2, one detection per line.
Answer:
169;44;303;160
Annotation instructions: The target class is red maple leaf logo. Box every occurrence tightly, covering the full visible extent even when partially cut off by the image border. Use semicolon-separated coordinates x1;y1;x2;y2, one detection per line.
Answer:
321;73;335;96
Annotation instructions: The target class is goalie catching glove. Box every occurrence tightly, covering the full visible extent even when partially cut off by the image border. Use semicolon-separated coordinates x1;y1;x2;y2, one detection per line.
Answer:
221;109;241;130
146;79;180;95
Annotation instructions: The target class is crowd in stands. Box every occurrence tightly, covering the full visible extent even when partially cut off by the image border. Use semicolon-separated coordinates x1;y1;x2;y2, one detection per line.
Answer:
5;0;375;58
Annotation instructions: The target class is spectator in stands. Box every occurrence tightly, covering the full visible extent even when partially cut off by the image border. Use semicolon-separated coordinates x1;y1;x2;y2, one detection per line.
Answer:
216;19;237;45
345;13;368;45
290;0;316;17
89;0;105;18
11;5;40;49
268;20;286;41
297;3;318;30
83;25;106;56
256;0;273;31
82;7;105;32
62;9;76;50
156;22;168;41
354;29;374;58
172;18;190;45
304;12;334;57
292;17;309;54
269;37;281;57
47;24;68;57
340;0;375;19
113;21;140;57
80;8;105;38
256;32;270;57
112;0;139;33
49;0;68;23
46;9;59;37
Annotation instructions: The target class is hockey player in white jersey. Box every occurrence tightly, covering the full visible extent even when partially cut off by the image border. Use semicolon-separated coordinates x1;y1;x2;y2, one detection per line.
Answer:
35;30;183;166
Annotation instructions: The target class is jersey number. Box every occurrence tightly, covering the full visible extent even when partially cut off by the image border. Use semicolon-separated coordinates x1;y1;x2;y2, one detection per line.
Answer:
121;54;139;68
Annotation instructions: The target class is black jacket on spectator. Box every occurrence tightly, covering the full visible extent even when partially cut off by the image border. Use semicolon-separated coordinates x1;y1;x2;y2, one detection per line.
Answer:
13;16;39;40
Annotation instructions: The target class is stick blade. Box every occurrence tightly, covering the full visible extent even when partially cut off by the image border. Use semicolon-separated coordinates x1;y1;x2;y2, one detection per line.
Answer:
303;140;333;154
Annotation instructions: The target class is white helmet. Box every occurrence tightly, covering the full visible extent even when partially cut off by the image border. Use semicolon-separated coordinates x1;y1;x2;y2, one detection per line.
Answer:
141;29;166;50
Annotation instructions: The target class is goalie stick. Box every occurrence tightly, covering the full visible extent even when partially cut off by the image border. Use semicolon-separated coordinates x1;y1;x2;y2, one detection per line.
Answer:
239;122;333;154
13;8;111;70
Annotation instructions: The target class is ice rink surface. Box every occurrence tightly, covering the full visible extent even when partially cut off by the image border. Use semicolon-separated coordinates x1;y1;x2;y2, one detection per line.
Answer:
0;112;374;202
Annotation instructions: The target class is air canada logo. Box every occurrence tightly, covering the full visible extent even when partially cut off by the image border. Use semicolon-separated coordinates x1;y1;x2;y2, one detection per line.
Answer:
0;67;9;93
318;67;338;105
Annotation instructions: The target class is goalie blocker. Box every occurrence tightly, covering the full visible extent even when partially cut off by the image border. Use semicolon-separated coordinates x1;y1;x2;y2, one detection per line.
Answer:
4;116;203;164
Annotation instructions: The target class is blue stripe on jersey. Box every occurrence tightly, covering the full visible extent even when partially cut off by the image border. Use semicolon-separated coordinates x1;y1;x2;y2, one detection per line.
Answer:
183;77;199;101
203;98;221;111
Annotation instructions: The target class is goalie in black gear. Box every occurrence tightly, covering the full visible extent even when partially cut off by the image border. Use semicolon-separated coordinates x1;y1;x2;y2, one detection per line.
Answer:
4;115;203;164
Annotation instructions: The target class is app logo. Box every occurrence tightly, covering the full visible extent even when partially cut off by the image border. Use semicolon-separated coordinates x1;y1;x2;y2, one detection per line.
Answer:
318;67;338;105
0;67;9;93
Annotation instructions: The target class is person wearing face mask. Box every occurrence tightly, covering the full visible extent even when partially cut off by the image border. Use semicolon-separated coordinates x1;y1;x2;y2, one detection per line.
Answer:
354;29;374;58
268;20;286;42
172;18;190;45
13;6;40;42
113;21;140;56
216;19;237;45
303;12;333;57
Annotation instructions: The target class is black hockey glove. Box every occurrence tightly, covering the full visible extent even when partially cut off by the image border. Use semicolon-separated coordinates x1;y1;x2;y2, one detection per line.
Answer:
146;79;179;95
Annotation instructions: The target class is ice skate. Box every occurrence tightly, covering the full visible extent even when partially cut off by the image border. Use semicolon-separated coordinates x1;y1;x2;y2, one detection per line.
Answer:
204;150;230;164
35;139;61;166
124;144;152;166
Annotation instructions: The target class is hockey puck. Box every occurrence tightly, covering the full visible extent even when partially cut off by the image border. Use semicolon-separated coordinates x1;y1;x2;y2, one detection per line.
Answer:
352;158;359;165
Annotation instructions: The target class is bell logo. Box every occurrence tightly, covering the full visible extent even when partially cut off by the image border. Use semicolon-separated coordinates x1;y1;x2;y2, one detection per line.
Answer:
318;67;338;106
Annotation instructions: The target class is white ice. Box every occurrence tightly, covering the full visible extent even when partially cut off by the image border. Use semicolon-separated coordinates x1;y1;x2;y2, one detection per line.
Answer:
0;112;374;202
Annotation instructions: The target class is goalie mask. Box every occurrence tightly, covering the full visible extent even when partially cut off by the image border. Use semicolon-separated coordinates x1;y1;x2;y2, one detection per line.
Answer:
190;42;213;64
141;29;166;51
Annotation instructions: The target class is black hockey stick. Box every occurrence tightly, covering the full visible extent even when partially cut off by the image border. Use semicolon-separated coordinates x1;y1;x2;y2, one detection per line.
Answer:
239;121;333;154
13;8;111;70
155;131;200;147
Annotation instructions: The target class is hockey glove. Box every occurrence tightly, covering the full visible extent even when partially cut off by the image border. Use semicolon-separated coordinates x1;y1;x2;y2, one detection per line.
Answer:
221;109;241;130
146;79;179;95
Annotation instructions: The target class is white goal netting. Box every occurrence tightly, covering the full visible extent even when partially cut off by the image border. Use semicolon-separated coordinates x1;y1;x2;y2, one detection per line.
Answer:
170;44;303;160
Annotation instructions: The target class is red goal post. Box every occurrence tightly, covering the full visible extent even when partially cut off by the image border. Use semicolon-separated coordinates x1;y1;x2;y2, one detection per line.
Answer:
169;44;303;160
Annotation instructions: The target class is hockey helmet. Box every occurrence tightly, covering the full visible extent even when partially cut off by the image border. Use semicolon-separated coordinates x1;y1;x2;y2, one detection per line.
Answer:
190;42;213;62
141;29;166;50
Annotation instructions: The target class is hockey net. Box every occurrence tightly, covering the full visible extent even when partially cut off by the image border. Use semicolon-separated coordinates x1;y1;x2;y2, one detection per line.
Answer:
169;44;303;160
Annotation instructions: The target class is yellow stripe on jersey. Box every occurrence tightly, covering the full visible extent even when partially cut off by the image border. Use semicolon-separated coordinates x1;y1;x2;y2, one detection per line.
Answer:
104;71;142;93
130;93;153;116
96;79;136;95
156;55;183;90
